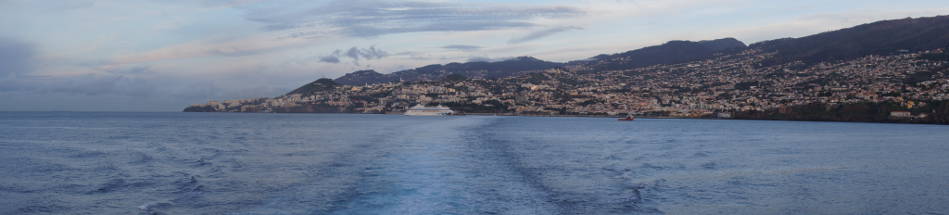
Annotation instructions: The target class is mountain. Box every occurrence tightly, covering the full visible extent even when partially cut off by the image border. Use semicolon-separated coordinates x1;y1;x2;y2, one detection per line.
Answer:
335;39;748;85
334;56;563;85
333;70;394;85
287;78;339;95
187;15;949;124
581;38;748;70
751;15;949;65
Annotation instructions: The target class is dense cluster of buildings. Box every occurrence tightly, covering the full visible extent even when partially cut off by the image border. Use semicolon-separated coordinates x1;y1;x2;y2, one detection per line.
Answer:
187;48;949;118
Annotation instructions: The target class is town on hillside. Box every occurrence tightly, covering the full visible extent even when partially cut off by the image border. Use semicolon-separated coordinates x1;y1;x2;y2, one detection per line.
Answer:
186;48;949;124
185;16;949;124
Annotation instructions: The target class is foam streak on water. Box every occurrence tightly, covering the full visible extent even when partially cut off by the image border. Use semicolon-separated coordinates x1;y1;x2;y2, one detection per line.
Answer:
1;112;948;214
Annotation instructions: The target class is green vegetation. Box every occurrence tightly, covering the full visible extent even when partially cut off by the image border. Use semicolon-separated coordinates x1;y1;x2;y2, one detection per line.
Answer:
735;101;949;124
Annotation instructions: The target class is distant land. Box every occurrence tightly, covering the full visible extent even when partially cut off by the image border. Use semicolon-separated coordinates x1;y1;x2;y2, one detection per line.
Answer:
334;56;563;85
186;15;949;124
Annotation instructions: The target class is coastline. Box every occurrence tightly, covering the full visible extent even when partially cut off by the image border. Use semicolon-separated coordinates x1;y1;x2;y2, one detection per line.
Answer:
182;111;949;125
462;113;949;125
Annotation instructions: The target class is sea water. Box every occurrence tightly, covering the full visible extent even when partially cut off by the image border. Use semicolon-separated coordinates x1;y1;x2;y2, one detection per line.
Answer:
1;112;948;214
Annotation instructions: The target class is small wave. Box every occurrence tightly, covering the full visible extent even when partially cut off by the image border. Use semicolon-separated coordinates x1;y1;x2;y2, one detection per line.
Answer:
726;176;778;188
622;181;665;214
13;160;76;175
50;183;87;194
605;154;623;161
0;184;37;194
188;158;213;167
88;178;153;194
701;162;718;169
138;201;173;212
17;204;67;214
174;175;204;193
639;163;685;171
16;199;68;214
68;150;108;159
127;151;154;164
107;135;133;140
691;151;711;158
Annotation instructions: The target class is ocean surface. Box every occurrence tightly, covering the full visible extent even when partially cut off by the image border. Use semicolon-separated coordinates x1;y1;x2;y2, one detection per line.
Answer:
1;112;948;215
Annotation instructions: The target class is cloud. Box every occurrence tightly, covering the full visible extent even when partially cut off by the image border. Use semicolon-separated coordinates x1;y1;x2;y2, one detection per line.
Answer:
0;61;309;111
320;46;389;64
466;56;520;63
442;45;482;51
0;65;158;97
319;55;341;63
0;37;37;78
113;35;311;64
150;0;266;8
0;72;206;112
347;46;387;60
467;57;494;63
193;0;265;8
509;26;583;44
104;66;153;76
245;0;584;37
1;0;99;11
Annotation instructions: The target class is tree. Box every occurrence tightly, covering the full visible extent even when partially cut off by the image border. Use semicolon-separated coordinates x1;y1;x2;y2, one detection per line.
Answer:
445;73;467;82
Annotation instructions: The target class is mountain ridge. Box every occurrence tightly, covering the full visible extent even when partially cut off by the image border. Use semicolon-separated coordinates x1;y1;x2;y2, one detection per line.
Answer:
331;15;949;86
750;15;949;65
186;15;949;124
333;38;751;85
334;56;563;85
581;38;748;70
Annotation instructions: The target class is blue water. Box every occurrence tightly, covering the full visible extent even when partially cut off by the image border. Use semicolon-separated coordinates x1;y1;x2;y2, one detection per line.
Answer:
1;113;948;214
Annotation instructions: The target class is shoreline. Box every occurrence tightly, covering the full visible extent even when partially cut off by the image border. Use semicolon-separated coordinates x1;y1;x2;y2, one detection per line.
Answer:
181;111;948;125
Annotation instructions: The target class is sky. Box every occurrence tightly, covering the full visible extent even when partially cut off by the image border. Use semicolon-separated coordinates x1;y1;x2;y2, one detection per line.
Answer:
1;0;948;112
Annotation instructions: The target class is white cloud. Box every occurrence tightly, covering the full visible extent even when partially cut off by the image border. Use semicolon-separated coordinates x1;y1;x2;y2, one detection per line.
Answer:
112;34;322;65
243;0;584;37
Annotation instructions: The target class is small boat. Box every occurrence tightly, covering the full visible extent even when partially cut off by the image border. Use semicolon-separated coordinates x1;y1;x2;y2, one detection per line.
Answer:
618;116;635;121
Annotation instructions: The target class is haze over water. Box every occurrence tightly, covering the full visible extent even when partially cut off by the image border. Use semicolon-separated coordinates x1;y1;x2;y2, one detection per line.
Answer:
1;112;948;214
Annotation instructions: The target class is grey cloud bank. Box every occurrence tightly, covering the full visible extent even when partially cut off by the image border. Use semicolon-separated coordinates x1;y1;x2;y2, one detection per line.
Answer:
0;37;36;78
320;46;389;64
509;26;583;44
245;0;584;37
442;45;482;51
